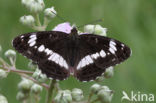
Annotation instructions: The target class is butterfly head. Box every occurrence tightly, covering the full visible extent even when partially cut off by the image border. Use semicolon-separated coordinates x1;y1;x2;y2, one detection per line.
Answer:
70;27;78;36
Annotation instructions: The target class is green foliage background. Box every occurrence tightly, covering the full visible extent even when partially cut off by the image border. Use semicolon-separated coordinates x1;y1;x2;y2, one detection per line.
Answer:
0;0;156;103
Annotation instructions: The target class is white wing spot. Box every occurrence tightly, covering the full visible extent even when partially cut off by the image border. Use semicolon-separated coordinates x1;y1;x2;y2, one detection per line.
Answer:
48;52;68;69
77;61;82;70
27;50;32;55
121;44;124;47
85;57;90;65
28;37;37;43
48;53;56;60
55;55;60;64
110;44;117;51
29;41;36;47
109;40;117;54
59;57;64;67
34;46;37;49
91;52;100;59
100;50;106;57
30;34;36;38
28;34;37;47
21;39;24;42
63;60;68;69
109;40;117;51
77;55;94;70
109;48;115;54
45;48;53;55
52;53;59;62
77;49;109;70
38;45;45;52
110;41;116;46
121;44;125;50
85;55;93;63
81;58;86;68
21;35;24;38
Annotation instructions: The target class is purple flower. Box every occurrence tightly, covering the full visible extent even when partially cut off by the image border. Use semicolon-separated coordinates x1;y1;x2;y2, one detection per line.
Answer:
53;22;72;34
53;22;107;36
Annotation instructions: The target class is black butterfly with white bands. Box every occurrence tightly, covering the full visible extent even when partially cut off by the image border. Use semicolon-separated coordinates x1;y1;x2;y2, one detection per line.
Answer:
13;28;131;81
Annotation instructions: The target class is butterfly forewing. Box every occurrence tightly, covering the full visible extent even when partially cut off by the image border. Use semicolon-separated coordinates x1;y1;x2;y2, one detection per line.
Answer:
74;34;131;81
13;31;70;80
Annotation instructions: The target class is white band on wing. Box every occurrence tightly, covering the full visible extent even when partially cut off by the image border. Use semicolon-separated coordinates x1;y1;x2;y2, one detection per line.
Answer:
77;49;107;70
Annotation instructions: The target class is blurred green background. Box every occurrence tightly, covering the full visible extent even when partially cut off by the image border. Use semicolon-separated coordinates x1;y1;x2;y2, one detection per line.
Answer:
0;0;156;103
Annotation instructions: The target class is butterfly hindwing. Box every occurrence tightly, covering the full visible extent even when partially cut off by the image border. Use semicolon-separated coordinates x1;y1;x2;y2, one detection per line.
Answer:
75;63;105;81
13;31;70;80
74;34;131;81
38;59;69;80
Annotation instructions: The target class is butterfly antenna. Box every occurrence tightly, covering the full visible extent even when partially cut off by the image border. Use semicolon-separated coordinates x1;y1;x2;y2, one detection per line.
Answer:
77;18;104;29
51;11;66;22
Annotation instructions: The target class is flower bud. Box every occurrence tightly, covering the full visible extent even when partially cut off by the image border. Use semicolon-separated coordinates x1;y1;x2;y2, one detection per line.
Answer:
0;69;7;79
21;0;34;7
97;89;113;103
28;61;37;70
32;68;47;82
22;0;45;13
5;49;16;60
94;25;107;36
18;78;34;92
95;76;104;82
54;90;72;103
71;88;84;102
32;68;41;78
44;7;57;19
39;73;47;82
16;91;27;101
84;24;107;36
90;83;101;94
84;25;95;34
20;15;35;27
54;91;62;103
28;0;45;13
31;84;42;94
104;67;114;78
63;90;72;103
0;94;8;103
100;86;110;91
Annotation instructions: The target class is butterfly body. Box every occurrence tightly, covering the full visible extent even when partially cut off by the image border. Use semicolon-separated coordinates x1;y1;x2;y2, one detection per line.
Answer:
13;28;131;81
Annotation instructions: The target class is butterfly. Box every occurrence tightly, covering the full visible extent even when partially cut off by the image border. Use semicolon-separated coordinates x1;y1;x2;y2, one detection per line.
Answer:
12;27;131;81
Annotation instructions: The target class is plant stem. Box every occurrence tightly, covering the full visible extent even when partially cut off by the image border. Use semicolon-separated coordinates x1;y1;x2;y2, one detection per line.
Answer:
55;82;61;92
34;13;41;26
34;94;40;103
32;13;49;31
32;26;46;31
46;80;57;103
10;69;33;74
1;65;33;74
23;100;27;103
87;92;93;103
9;58;15;67
43;17;50;29
90;98;99;103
